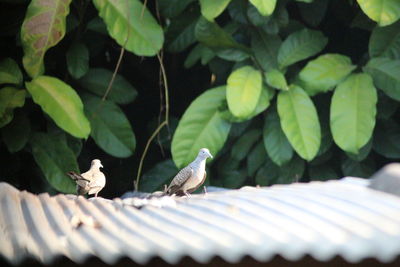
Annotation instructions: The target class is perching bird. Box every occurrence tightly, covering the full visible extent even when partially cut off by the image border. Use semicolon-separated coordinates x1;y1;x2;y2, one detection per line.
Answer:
66;159;106;197
166;148;213;196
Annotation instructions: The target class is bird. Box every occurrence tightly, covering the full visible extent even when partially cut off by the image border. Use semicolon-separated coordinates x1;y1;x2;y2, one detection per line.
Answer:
66;159;106;197
166;148;213;196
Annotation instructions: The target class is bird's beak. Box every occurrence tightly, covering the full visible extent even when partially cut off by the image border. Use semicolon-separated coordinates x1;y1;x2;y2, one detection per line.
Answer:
209;153;213;159
100;164;104;168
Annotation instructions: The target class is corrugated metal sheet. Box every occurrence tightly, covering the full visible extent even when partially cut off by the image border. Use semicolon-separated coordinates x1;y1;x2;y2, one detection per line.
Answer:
1;171;400;265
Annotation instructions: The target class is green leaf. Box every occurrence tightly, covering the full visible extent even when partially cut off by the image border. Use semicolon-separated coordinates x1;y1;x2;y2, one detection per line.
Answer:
247;141;267;176
93;0;164;56
369;21;400;59
78;68;137;105
298;0;329;27
377;93;399;119
223;169;247;189
341;156;375;178
249;0;277;16
21;0;72;78
139;159;179;192
330;73;377;154
158;0;195;18
0;58;23;86
364;57;400;101
265;69;288;90
184;44;215;68
255;158;280;186
278;28;328;68
227;66;262;119
346;138;373;162
251;31;281;72
200;0;231;21
171;86;231;168
299;53;356;96
83;95;136;158
309;164;338;181
26;76;90;139
373;119;400;159
30;132;77;193
231;129;261;161
0;87;26;127
263;106;293;166
277;85;320;161
195;16;244;49
277;155;305;184
66;42;89;79
165;12;198;53
356;0;400;26
86;16;108;35
1;111;30;153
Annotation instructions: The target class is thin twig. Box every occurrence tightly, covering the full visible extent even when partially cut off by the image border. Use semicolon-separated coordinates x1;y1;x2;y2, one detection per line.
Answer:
101;47;125;102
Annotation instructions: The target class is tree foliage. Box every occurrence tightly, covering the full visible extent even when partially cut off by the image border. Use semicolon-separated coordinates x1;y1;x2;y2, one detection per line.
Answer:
1;0;400;195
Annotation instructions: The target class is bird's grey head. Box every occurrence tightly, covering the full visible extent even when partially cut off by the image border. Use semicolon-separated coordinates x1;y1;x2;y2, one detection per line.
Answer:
91;159;103;169
198;148;213;159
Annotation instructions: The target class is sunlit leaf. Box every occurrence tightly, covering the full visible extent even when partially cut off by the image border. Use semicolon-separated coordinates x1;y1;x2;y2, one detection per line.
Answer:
30;132;77;193
330;73;377;154
66;42;89;79
0;58;22;86
278;28;327;68
200;0;231;21
265;69;288;90
93;0;164;56
356;0;400;26
227;66;262;119
78;68;137;105
171;86;231;168
263;106;293;166
369;21;400;59
249;0;277;16
21;0;72;78
83;94;136;158
277;85;320;161
1;111;30;153
139;159;178;192
26;76;90;139
299;53;356;96
0;87;26;127
364;57;400;101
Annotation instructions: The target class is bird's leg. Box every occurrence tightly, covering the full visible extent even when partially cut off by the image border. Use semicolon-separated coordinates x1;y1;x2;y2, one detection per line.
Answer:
184;191;191;198
95;192;98;198
203;186;208;195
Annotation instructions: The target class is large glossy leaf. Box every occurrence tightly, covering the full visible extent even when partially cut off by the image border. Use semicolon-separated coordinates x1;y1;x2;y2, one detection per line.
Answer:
165;12;198;53
249;0;277;16
1;111;30;153
278;28;327;68
251;31;281;72
30;132;77;193
373;119;400;159
93;0;164;56
139;159;179;192
158;0;195;18
265;69;288;90
200;0;231;21
341;156;375;178
21;0;72;78
171;86;231;168
78;68;137;105
298;0;329;27
364;57;400;101
195;17;244;49
299;54;356;96
255;157;280;186
0;87;26;127
26;76;90;139
0;58;22;86
223;169;247;189
66;42;89;79
83;95;136;158
227;66;262;119
330;73;377;154
356;0;400;26
369;21;400;59
231;129;261;161
277;85;320;161
263;106;293;166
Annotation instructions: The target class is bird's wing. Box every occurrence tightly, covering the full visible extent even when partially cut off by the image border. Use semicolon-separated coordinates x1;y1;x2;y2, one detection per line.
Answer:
187;170;207;194
66;171;90;187
89;171;106;188
167;166;193;194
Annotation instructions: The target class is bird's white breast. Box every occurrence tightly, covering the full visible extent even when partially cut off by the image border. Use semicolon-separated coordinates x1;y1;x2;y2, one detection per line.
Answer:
182;160;205;191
